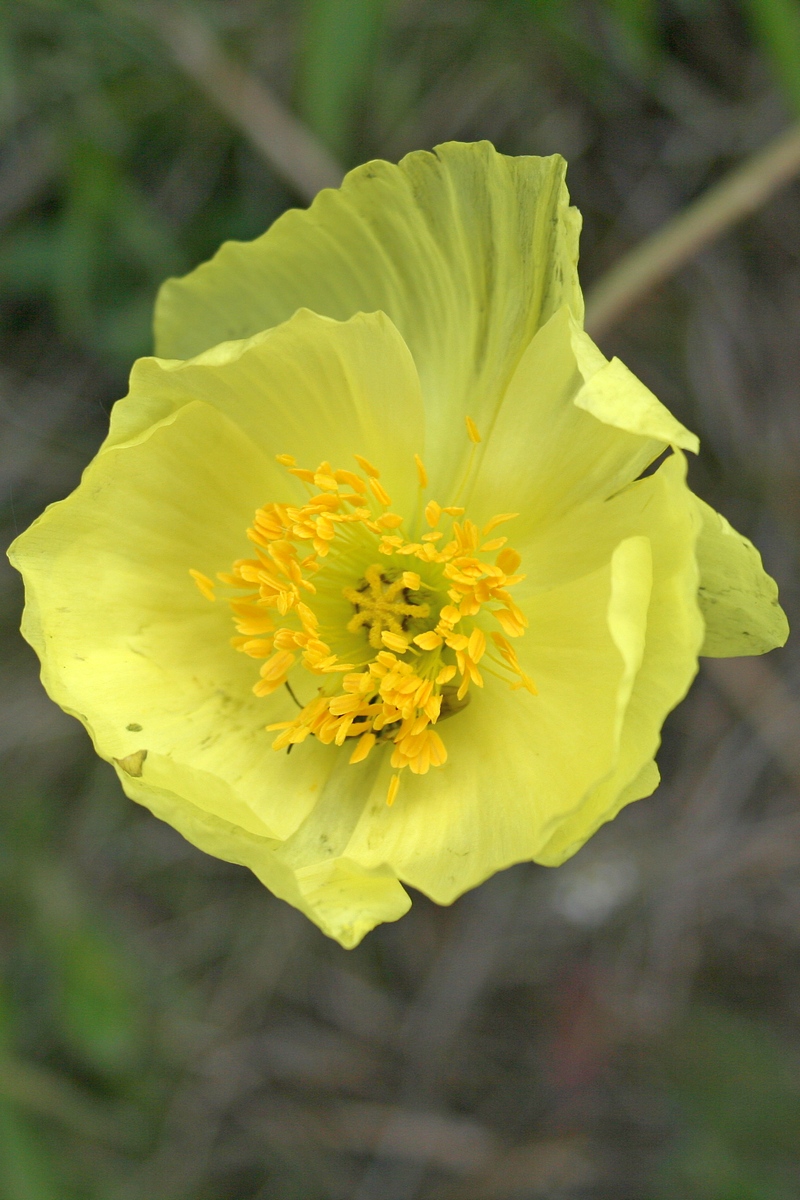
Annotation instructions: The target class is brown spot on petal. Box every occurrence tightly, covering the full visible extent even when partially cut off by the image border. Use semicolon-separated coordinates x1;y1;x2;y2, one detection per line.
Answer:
115;749;147;777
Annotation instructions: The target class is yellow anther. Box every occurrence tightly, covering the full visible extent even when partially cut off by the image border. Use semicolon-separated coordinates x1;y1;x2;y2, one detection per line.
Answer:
354;454;380;477
369;477;392;506
468;627;487;662
189;569;216;601
334;469;367;493
497;547;522;575
215;448;533;795
465;416;482;443
275;453;296;466
386;774;401;806
425;500;441;528
414;631;443;650
482;512;518;536
238;638;274;658
314;470;339;492
350;732;376;764
446;633;469;651
381;631;410;653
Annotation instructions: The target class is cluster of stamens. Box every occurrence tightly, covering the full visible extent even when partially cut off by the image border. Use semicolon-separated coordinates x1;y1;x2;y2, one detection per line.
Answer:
191;419;535;805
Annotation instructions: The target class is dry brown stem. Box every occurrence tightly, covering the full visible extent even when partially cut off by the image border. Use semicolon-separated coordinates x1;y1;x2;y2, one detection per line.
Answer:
136;3;344;203
584;122;800;339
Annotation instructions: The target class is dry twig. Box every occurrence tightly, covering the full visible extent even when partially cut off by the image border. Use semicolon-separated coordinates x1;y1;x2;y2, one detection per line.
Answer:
134;3;344;203
584;122;800;339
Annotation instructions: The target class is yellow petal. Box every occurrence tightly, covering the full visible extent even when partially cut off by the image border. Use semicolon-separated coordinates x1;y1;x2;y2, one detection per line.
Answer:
468;307;696;537
335;554;642;903
571;329;699;453
154;141;582;493
115;766;410;948
534;454;703;865
693;495;788;656
8;399;335;843
331;453;702;903
101;309;425;519
291;857;410;947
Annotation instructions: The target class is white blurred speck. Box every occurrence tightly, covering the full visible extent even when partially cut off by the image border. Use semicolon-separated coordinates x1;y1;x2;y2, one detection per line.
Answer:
550;858;639;928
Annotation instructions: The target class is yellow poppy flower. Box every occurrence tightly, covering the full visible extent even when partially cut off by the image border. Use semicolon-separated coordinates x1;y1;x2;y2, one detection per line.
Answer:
9;141;788;948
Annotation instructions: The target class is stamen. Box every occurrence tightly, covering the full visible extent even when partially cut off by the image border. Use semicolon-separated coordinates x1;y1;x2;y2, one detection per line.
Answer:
482;512;518;536
425;501;441;528
381;631;409;653
334;469;367;493
386;774;401;806
465;415;482;443
196;452;534;800
369;477;392;506
189;569;216;601
414;630;443;650
350;732;376;764
497;547;522;574
354;454;380;477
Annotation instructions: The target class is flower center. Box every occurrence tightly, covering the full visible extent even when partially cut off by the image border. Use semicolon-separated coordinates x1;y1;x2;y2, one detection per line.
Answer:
344;565;430;649
191;420;536;805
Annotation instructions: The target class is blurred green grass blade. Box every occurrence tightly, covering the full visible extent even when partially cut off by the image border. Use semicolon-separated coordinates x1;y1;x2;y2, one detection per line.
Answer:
0;988;60;1200
32;868;144;1078
0;1103;60;1200
57;926;143;1076
664;1005;800;1150
0;227;58;293
512;0;620;91
297;0;386;160
55;141;117;337
0;11;16;126
54;139;181;353
743;0;800;115
655;1005;800;1198
604;0;661;71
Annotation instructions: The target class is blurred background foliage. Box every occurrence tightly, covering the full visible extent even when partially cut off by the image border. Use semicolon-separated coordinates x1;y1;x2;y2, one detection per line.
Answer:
2;1;800;1198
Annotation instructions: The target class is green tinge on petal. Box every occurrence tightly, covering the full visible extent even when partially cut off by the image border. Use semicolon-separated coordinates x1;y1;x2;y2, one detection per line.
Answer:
154;141;582;490
693;495;789;657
